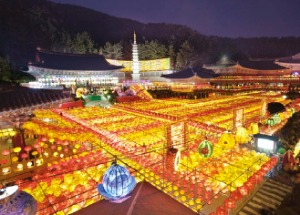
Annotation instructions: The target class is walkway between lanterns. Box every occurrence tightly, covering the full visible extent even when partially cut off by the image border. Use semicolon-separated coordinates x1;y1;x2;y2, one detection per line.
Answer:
236;178;293;215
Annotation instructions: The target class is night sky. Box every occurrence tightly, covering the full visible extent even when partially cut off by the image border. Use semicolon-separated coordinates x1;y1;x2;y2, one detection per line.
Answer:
51;0;300;38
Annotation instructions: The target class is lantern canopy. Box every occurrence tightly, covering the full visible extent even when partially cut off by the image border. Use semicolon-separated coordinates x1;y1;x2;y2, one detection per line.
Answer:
98;162;136;202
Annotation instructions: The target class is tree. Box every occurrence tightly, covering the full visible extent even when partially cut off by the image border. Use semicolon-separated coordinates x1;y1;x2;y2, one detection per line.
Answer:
102;42;123;59
267;102;286;115
278;111;300;150
139;40;168;60
175;40;198;70
0;56;11;81
71;32;95;54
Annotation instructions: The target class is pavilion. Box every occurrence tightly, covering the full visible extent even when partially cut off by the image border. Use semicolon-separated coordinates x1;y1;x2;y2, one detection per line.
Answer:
25;49;123;89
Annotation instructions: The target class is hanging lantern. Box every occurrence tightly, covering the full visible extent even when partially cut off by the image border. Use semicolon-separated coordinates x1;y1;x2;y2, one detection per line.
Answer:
272;114;281;125
248;123;259;135
225;197;236;209
266;118;275;126
198;140;213;158
218;132;235;149
0;185;37;215
239;186;248;196
1;149;10;156
97;162;136;202
235;127;249;144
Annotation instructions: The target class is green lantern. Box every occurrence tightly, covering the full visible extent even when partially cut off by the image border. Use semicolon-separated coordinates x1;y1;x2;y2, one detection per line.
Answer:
198;140;213;158
267;118;275;126
272;114;281;125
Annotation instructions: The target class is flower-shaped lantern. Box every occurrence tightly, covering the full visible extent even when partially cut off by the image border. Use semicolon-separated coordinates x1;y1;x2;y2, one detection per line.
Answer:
98;162;136;202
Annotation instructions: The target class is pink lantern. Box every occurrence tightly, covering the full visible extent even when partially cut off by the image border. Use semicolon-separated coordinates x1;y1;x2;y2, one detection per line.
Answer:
34;143;41;149
21;153;28;160
41;136;48;142
24;146;32;154
62;141;69;146
2;149;10;156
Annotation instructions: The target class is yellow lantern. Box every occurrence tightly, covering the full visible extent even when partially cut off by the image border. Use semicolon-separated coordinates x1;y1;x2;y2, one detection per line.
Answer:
235;127;249;144
13;147;21;154
218;132;235;149
248;123;259;135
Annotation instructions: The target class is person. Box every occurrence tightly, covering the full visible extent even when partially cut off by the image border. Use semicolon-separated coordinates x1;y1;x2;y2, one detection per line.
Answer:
282;150;296;172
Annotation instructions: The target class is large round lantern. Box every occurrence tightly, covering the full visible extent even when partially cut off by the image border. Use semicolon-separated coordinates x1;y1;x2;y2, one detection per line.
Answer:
218;132;235;149
98;162;136;202
198;140;213;158
235;127;249;144
0;185;37;215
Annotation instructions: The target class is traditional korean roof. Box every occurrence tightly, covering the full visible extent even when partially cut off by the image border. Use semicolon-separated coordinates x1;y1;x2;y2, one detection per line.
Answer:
238;60;288;70
161;67;218;79
275;53;300;64
31;49;123;71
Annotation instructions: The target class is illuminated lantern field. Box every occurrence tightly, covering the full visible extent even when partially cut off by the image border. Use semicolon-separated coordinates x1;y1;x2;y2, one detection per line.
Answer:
1;94;292;214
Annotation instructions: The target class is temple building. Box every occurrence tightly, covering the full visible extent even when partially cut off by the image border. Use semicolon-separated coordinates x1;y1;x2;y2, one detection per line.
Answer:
203;58;299;91
161;67;217;91
275;53;300;74
24;49;123;89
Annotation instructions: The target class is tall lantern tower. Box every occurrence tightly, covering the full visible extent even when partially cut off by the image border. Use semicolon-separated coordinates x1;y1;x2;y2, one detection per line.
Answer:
132;31;140;81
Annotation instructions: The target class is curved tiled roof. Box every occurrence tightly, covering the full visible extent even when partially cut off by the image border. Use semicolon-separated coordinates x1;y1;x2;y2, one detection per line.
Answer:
162;67;218;79
238;60;287;70
276;58;300;64
31;50;123;71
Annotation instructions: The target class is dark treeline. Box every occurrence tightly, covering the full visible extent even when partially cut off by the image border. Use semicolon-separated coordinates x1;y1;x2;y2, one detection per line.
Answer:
1;0;300;73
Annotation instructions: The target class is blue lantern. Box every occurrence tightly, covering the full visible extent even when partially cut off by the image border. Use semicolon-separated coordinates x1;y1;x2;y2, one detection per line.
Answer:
98;162;136;202
0;185;37;215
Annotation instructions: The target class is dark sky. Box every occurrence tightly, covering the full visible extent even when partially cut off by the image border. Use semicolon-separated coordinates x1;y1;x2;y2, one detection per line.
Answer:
51;0;300;38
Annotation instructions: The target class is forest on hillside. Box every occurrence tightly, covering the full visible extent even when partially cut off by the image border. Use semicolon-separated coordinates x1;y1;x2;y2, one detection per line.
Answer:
1;0;300;82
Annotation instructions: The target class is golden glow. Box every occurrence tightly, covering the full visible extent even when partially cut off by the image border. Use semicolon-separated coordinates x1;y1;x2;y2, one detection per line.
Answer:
106;58;171;72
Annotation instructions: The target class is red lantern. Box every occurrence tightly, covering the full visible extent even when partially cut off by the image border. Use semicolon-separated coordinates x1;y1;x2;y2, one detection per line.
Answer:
245;181;254;191
239;186;248;196
225;197;236;209
216;206;226;215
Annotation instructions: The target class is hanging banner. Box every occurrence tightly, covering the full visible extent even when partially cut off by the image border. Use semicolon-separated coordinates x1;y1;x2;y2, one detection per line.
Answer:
167;121;186;149
233;108;244;131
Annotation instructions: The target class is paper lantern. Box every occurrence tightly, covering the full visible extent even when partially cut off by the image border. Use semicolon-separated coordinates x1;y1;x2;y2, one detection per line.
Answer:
24;146;32;154
225;197;236;209
239;186;248;196
0;185;37;215
248;123;259;135
1;149;10;156
97;162;136;202
235;126;249;144
218;132;235;149
21;153;28;160
198;140;213;158
13;147;21;154
267;118;275;126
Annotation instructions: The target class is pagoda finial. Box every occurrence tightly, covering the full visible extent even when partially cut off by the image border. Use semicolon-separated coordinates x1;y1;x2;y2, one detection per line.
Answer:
134;31;136;44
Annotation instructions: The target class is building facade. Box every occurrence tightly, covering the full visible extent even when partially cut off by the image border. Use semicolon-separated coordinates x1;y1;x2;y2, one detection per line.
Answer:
25;49;123;89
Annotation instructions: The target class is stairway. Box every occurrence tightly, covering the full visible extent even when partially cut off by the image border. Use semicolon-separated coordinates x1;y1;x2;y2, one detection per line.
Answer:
237;179;293;215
